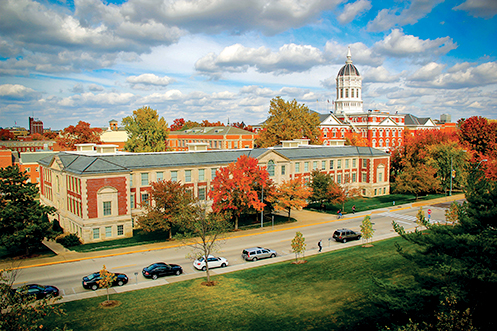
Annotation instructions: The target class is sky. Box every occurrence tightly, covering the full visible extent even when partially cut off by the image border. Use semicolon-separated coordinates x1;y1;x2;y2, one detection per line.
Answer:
1;0;496;130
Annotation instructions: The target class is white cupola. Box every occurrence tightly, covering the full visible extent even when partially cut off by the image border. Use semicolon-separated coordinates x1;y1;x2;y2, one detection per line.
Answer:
335;47;364;114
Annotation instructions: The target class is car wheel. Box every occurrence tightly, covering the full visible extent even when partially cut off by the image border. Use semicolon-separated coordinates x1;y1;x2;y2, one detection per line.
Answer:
117;280;124;286
221;263;226;267
270;254;276;258
202;266;206;271
342;238;347;243
91;284;98;291
152;274;158;280
175;270;181;276
252;257;258;261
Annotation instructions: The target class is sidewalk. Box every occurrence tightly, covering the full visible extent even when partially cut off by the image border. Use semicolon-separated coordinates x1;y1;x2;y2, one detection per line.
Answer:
0;194;465;272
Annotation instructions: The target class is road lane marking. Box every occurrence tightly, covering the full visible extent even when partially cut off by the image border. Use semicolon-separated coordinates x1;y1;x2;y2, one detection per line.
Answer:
111;264;137;269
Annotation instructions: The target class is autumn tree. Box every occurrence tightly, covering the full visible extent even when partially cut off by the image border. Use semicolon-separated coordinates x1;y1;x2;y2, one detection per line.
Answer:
0;165;56;256
256;96;321;147
57;121;102;150
291;231;306;262
393;162;440;199
31;133;46;140
231;121;256;132
1;268;66;331
0;129;14;140
138;179;195;239
360;215;374;245
179;203;231;284
97;265;117;304
43;130;59;140
123;106;170;152
272;177;313;222
170;118;186;131
201;120;224;127
344;131;369;147
209;155;269;230
327;177;361;212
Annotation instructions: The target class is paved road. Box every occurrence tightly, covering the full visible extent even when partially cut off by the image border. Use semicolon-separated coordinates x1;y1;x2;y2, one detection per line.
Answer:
3;195;463;303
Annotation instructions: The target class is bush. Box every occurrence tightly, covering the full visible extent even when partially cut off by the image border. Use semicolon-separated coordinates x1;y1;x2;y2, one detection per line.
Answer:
56;233;82;248
51;219;63;234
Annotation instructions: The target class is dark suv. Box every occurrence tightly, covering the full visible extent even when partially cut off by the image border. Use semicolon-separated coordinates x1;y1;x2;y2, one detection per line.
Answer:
332;229;361;243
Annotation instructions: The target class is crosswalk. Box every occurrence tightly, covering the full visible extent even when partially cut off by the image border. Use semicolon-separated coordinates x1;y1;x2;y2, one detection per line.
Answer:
378;212;442;224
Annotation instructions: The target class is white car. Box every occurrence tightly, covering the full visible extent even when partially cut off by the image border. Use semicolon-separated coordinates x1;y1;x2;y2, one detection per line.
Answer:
193;255;229;271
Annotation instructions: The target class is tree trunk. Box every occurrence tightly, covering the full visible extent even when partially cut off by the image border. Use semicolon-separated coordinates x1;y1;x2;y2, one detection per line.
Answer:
287;208;291;222
168;227;172;239
235;215;239;230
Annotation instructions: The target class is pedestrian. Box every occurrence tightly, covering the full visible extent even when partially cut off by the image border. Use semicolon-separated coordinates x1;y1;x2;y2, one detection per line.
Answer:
318;240;322;252
337;209;341;219
352;205;356;214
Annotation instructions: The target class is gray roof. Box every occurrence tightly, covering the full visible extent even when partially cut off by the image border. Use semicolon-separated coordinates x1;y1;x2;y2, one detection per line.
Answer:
338;63;360;77
38;146;387;176
20;151;57;164
404;114;431;126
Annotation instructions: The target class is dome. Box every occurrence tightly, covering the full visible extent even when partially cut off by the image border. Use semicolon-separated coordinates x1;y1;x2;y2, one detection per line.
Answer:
337;63;360;77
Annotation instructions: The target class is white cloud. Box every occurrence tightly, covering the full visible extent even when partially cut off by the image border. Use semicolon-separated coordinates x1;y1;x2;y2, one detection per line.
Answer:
324;41;384;66
373;29;457;58
126;74;176;89
367;0;445;32
88;84;104;91
364;66;401;83
0;84;41;101
58;92;136;107
453;0;497;19
337;0;372;24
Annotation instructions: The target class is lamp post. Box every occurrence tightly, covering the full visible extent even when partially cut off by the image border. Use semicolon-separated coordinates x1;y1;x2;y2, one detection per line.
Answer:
449;156;453;196
475;159;488;170
260;184;264;228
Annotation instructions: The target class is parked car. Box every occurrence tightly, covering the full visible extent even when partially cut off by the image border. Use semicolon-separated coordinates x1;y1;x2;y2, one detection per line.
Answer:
15;284;59;300
332;228;361;243
193;255;229;271
142;262;183;279
242;247;277;261
82;272;128;290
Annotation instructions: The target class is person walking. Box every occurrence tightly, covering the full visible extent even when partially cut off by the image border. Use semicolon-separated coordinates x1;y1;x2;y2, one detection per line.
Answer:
352;205;356;214
337;209;342;219
318;240;322;252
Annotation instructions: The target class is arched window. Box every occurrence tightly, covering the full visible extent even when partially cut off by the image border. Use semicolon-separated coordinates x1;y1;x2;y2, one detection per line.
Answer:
386;139;390;147
351;89;354;98
267;160;275;177
372;139;376;147
379;139;383;147
340;89;343;98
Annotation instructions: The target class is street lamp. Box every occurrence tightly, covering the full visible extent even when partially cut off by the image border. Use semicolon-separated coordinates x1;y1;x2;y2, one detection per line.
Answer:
475;159;488;170
260;184;264;228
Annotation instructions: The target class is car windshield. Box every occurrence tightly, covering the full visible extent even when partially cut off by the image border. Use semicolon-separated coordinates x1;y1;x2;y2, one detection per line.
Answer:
197;257;205;262
86;273;99;280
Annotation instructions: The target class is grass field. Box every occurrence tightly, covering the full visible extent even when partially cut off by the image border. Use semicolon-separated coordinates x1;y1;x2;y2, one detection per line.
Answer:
44;236;416;331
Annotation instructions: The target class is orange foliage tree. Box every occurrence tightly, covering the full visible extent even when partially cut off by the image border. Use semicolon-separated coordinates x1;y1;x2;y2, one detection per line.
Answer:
344;131;369;147
58;121;102;150
327;178;361;212
272;177;313;222
208;155;269;230
0;129;14;141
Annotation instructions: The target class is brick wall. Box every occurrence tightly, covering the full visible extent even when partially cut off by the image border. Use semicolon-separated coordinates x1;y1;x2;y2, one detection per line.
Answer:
87;177;127;218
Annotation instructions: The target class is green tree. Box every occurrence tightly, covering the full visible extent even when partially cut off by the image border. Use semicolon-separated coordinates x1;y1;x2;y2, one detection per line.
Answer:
1;268;66;331
178;203;231;284
137;179;195;239
256;97;321;147
310;170;333;209
97;265;117;304
393;162;440;200
360;215;374;245
428;142;468;195
122;106;170;152
291;231;306;262
0;166;56;256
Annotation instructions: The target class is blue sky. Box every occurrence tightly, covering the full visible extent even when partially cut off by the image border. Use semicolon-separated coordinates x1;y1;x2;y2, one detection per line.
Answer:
1;0;496;130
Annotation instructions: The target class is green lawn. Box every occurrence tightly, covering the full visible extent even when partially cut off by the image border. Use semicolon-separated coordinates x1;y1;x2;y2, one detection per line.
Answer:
44;236;416;331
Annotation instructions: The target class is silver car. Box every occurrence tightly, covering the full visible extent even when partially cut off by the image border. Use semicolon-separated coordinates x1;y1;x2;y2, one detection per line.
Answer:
242;247;277;261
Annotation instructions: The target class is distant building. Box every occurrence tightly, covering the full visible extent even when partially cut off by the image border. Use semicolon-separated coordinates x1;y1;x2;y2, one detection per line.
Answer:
29;117;44;135
99;120;128;151
167;126;257;151
0;140;55;152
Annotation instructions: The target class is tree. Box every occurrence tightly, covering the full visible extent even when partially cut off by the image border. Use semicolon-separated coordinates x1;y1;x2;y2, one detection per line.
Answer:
310;170;333;209
327;177;361;212
58;121;102;150
272;177;313;222
344;131;369;147
231;121;256;132
208;155;269;230
428;142;468;195
170;118;186;131
97;265;117;304
31;133;46;141
178;203;231;284
137;179;195;239
393;162;440;199
458;116;497;157
0;129;14;140
43;130;59;140
1;268;66;331
122;106;170;152
0;165;56;256
256;97;321;147
360;215;374;245
291;231;306;262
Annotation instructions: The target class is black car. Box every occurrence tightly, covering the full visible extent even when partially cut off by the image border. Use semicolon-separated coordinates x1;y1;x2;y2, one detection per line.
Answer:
142;262;183;280
15;284;59;300
332;228;362;243
82;272;129;290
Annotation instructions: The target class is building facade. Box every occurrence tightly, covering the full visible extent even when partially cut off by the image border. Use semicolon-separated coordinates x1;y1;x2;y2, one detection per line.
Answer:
38;142;390;243
167;126;257;151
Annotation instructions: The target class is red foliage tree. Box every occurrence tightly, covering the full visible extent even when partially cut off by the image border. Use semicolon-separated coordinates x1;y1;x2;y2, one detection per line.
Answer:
43;131;59;140
58;121;102;150
208;155;269;230
170;118;186;131
231;122;256;132
201;120;225;127
0;129;14;141
31;133;46;141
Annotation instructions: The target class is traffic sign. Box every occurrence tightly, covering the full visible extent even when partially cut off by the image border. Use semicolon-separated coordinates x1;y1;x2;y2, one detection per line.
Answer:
428;209;432;215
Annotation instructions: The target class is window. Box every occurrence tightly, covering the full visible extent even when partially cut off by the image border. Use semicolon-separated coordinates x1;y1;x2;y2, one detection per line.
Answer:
374;189;377;195
313;161;317;170
156;172;163;181
103;201;112;216
379;172;383;182
321;161;326;170
199;169;205;181
345;159;349;169
185;170;192;182
295;162;300;173
141;173;149;186
362;173;367;183
330;160;334;170
268;160;275;176
362;159;367;168
337;174;342;184
304;162;309;172
211;168;217;179
105;226;112;238
337;160;342;169
93;228;100;240
171;171;178;182
141;193;149;205
117;225;124;236
383;187;386;194
281;165;286;175
352;173;357;182
130;195;135;209
198;187;206;200
352;159;356;168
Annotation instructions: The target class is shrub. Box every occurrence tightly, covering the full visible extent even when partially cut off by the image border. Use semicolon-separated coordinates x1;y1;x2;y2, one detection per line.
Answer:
51;219;63;234
56;233;82;247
